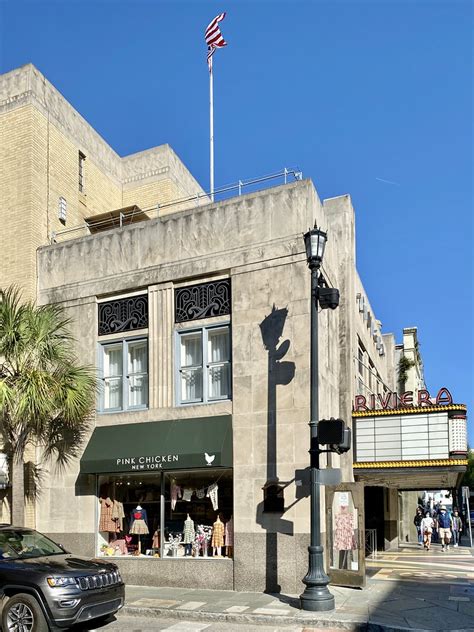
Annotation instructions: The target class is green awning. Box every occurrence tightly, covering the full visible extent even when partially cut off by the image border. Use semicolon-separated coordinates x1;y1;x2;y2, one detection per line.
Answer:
80;415;232;474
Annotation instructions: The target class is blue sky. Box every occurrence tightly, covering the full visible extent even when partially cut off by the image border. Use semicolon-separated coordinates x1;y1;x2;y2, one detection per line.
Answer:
1;1;473;442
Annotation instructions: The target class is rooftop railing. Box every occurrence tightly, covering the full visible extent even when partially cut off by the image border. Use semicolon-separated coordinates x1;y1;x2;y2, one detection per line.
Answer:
50;167;303;244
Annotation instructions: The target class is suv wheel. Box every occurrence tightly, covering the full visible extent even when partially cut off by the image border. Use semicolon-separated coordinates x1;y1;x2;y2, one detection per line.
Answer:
2;593;48;632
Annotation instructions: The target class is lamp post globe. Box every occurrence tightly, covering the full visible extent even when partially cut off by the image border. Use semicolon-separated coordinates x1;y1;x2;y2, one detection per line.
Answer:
300;224;335;612
303;225;327;269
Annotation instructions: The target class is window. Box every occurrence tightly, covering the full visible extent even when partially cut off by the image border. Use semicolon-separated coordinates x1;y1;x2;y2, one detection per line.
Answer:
358;347;364;376
79;151;86;192
100;338;148;411
177;325;231;404
58;196;67;223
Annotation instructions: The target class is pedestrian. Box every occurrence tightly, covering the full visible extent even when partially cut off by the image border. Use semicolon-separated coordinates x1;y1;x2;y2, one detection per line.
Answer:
437;505;452;551
413;507;423;545
420;511;434;551
451;509;463;547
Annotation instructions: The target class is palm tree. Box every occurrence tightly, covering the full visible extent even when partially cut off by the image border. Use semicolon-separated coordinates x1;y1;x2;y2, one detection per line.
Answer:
0;286;97;526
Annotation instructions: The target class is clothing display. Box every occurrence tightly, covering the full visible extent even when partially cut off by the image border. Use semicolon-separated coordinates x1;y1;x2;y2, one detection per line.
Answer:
183;517;195;544
99;497;119;532
152;530;161;549
97;471;232;560
182;488;193;502
171;484;182;510
112;500;125;531
211;519;224;548
130;507;149;535
207;483;219;511
110;538;128;556
224;517;234;547
334;510;355;551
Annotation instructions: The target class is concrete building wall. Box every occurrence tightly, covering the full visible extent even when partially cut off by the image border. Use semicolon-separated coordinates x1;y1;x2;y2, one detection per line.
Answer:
37;179;357;593
402;327;425;395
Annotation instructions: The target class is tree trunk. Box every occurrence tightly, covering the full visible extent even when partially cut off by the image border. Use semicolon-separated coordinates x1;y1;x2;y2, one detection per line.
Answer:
11;456;25;526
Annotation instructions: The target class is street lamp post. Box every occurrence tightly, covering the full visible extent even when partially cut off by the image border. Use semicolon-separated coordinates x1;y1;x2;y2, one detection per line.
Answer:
300;225;336;612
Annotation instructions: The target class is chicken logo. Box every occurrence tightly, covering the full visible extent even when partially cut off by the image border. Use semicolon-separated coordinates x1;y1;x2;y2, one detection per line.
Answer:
204;452;215;466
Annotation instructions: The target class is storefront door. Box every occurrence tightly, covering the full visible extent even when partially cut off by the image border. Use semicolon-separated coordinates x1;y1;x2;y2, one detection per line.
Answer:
325;482;365;588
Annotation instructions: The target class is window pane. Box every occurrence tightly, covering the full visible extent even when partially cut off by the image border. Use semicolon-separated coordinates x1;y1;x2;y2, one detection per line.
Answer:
104;377;123;409
129;341;147;373
208;329;229;363
208;364;230;399
180;333;202;367
104;345;122;377
181;368;203;402
128;340;148;407
129;375;148;407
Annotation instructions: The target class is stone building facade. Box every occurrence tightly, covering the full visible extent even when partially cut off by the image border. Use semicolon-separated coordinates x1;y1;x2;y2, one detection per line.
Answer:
0;63;205;527
36;178;398;592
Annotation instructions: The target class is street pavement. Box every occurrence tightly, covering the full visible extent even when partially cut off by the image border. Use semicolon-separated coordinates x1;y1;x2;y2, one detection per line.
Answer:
79;615;340;631
88;543;474;632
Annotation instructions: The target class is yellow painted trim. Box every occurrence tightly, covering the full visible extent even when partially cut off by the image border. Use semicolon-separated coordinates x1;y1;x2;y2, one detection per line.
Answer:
353;459;468;469
352;404;467;417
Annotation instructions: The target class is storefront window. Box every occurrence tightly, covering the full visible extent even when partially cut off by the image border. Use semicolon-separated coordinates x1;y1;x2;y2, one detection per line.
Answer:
96;469;233;559
329;491;360;572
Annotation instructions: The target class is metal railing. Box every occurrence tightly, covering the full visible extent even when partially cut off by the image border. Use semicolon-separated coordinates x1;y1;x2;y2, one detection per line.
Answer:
50;167;303;244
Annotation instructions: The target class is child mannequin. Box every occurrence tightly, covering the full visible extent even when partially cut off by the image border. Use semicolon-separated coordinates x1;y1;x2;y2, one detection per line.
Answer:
211;515;224;557
183;513;195;557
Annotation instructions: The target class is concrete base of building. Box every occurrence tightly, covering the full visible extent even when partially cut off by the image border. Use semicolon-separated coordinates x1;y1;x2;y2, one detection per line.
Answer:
45;531;318;594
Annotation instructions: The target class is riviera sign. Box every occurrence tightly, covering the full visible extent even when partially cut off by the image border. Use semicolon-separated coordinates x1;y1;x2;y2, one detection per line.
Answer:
353;387;453;412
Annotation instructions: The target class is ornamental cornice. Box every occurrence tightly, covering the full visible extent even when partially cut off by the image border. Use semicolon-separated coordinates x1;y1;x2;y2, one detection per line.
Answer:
353;459;468;469
352;404;467;417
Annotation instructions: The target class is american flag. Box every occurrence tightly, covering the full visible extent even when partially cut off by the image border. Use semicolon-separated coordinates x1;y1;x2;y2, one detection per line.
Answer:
205;12;227;70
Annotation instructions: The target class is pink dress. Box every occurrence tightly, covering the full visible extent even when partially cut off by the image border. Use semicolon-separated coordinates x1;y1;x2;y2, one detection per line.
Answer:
334;511;354;550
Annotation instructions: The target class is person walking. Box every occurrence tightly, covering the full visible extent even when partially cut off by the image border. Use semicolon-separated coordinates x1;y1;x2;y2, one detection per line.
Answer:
437;505;452;551
413;507;423;545
451;509;463;547
420;511;435;551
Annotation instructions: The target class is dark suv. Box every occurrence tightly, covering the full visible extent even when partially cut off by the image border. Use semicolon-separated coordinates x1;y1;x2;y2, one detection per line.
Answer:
0;526;124;631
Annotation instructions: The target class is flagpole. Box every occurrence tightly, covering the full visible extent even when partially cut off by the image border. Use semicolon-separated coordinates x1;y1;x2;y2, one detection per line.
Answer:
209;56;215;203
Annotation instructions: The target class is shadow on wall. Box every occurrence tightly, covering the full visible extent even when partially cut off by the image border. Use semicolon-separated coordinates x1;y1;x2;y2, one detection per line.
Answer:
256;305;296;594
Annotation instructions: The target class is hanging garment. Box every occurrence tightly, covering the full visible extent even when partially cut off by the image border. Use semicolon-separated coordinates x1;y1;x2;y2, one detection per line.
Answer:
171;484;182;510
112;500;125;531
152;530;161;549
334;511;355;550
211;520;224;547
182;488;193;502
99;497;118;532
224;517;234;546
183;518;195;544
196;488;205;499
207;483;219;510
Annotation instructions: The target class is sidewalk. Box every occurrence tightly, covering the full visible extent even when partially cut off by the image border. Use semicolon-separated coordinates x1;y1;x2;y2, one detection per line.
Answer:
120;546;474;632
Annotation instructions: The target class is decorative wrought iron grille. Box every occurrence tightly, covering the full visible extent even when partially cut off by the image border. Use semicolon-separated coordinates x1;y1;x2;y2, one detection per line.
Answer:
98;295;148;335
175;280;231;323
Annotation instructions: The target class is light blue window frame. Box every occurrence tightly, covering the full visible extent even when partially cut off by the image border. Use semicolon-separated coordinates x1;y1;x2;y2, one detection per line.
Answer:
98;336;148;413
175;323;231;405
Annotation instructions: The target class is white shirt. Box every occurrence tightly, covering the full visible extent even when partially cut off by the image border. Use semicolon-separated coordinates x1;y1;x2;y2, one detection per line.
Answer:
421;516;434;532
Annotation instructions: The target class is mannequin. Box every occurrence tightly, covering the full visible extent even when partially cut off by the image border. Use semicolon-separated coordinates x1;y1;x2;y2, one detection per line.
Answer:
183;513;195;557
130;505;149;554
211;515;224;557
224;516;234;558
334;505;355;569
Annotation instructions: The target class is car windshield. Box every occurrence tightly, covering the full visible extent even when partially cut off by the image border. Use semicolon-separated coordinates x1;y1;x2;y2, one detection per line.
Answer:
0;529;65;560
